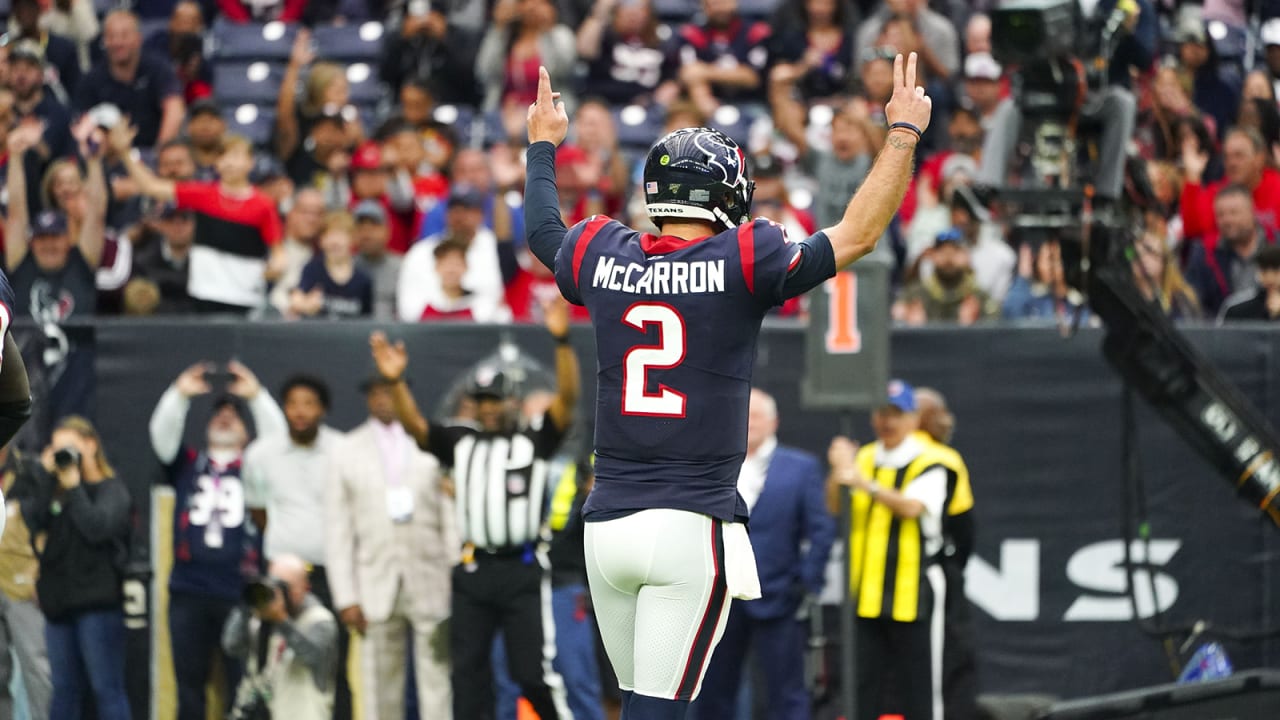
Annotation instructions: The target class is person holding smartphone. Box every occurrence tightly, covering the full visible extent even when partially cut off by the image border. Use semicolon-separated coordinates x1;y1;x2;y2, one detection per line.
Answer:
23;416;133;720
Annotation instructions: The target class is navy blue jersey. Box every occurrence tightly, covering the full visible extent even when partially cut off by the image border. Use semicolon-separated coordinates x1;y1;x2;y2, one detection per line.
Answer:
165;448;263;600
555;216;833;522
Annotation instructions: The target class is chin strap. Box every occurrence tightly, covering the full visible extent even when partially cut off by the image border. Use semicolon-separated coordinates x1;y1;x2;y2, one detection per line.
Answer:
712;207;738;232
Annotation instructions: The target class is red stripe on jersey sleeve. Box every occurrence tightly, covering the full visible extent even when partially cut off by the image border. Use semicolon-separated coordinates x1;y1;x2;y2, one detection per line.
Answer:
737;221;756;295
571;216;610;291
787;247;802;272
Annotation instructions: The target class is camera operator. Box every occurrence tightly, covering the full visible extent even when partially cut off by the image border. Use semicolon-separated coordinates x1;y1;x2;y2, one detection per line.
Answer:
222;553;339;720
976;0;1144;203
23;416;133;720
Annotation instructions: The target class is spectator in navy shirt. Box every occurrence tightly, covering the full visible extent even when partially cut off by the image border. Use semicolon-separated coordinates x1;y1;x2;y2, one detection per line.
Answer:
75;10;185;149
290;212;373;319
149;361;286;720
676;0;772;117
142;0;204;61
5;119;105;323
8;40;73;217
575;0;680;107
7;0;81;99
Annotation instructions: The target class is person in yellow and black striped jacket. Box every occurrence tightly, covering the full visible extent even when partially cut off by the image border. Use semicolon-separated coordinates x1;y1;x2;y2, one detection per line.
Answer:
827;380;949;720
915;388;978;720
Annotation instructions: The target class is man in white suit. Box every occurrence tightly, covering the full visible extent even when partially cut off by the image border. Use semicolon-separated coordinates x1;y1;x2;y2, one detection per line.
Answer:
326;375;458;720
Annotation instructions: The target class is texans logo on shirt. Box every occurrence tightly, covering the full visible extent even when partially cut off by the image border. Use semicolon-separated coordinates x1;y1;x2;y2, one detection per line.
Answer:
29;282;75;324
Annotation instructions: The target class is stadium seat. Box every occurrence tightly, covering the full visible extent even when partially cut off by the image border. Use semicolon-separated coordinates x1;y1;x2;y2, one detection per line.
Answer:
312;21;384;62
707;104;758;148
224;103;277;147
139;17;168;46
94;0;119;17
737;0;779;20
652;0;695;23
213;61;288;104
344;62;382;105
211;19;298;62
0;0;12;21
431;104;475;144
615;104;664;151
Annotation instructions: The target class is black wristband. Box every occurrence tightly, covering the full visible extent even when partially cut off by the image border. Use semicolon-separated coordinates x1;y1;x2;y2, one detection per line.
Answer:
888;122;923;141
553;334;571;345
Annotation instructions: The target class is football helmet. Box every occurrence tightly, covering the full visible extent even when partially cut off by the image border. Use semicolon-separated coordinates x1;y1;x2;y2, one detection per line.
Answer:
643;127;755;232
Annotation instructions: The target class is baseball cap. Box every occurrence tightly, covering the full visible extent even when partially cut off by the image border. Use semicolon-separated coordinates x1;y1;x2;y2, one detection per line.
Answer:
466;367;514;399
156;201;194;220
1263;19;1280;47
1173;17;1207;44
353;199;388;224
556;143;590;170
963;52;1002;81
447;185;485;209
31;210;67;237
885;379;916;413
189;97;223;119
9;39;44;66
752;153;783;179
934;227;965;248
350;141;383;172
941;154;978;183
249;155;286;185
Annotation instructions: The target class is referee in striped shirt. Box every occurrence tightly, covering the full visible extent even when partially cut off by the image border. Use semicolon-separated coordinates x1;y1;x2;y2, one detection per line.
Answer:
370;298;580;720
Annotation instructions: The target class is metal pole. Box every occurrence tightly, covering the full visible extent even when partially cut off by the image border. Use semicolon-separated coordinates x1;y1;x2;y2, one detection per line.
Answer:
838;412;857;720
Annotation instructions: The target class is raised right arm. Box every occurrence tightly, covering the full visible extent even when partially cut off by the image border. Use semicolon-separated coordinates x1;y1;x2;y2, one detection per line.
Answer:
823;53;932;269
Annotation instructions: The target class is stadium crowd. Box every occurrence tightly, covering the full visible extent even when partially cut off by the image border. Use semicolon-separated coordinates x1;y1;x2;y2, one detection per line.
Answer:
0;0;1272;330
0;0;1279;718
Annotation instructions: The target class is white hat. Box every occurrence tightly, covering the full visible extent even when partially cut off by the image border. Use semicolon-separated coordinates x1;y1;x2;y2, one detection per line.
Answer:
1263;18;1280;47
964;52;1002;81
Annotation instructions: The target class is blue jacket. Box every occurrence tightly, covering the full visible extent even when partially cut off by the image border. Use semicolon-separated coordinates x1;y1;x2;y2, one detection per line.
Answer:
743;445;836;620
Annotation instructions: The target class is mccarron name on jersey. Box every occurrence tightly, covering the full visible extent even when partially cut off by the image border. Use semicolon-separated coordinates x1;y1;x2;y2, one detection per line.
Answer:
590;256;727;295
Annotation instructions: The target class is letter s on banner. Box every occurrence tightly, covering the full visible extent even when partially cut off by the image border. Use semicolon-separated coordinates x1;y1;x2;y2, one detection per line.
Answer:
1063;539;1181;621
825;271;861;354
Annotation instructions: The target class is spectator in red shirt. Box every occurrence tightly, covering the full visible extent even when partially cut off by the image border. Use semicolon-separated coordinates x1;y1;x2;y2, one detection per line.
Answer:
555;144;604;227
345;140;417;255
110;125;284;314
570;99;629;217
1181;126;1280;252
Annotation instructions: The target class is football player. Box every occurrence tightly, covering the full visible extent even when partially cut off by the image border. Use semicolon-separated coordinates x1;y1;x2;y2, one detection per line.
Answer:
522;54;932;719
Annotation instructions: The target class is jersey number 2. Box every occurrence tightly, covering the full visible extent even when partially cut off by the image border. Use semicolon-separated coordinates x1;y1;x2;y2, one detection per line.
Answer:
622;303;687;417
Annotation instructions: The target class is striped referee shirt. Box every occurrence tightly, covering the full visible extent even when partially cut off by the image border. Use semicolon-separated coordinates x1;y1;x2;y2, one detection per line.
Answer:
423;414;564;551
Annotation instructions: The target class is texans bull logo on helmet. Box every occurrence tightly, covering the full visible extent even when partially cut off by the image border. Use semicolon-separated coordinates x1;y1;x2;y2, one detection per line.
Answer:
642;127;756;232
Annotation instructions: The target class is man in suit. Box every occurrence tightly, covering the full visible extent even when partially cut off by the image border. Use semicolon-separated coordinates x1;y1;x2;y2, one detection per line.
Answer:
695;388;836;720
326;375;458;720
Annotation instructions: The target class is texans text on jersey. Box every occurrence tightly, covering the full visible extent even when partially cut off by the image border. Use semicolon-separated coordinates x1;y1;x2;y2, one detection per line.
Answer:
591;257;726;295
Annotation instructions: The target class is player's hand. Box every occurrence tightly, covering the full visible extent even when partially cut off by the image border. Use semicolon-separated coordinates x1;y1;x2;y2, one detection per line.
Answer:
175;362;214;397
827;436;858;474
543;295;571;340
227;360;262;400
370;331;409;382
527;66;568;147
339;605;367;634
884;52;932;139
